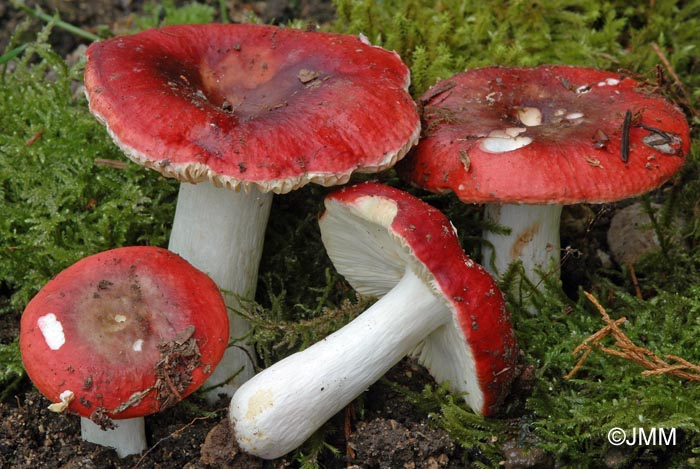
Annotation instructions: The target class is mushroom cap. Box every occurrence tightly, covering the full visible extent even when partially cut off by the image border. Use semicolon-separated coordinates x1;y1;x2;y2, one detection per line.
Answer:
319;182;518;415
84;24;420;194
400;65;689;204
20;246;228;420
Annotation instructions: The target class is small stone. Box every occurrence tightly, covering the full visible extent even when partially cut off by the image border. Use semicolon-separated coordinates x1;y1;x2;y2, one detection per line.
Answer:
200;419;262;468
607;202;668;265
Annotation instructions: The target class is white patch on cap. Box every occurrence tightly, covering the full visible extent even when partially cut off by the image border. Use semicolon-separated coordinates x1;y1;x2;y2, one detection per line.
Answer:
480;128;532;153
37;313;65;351
565;112;584;120
598;78;620;88
114;314;127;323
132;339;144;352
643;132;682;154
518;107;543;127
47;389;74;413
488;127;527;138
352;195;399;228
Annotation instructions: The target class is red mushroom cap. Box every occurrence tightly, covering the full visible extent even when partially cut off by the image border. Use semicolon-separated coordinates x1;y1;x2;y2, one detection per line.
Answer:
400;65;689;204
320;182;518;415
20;246;228;420
84;24;420;194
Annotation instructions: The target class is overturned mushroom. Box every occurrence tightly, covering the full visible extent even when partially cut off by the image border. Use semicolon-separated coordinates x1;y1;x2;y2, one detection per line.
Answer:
229;182;518;459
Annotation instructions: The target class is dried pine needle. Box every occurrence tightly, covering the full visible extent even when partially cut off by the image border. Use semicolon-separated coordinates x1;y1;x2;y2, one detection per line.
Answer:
565;291;700;381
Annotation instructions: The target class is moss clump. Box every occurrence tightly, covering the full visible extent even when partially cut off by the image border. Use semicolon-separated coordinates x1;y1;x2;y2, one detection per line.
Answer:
130;0;218;30
0;29;176;313
333;0;700;105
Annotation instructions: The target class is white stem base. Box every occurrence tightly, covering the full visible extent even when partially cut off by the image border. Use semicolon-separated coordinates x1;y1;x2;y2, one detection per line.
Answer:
168;182;273;400
80;416;146;458
229;269;449;459
482;203;562;288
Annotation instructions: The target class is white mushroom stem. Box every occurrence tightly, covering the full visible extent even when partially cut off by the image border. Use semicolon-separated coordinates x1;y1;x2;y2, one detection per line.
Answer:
80;417;146;458
229;268;449;459
481;203;563;291
168;182;273;399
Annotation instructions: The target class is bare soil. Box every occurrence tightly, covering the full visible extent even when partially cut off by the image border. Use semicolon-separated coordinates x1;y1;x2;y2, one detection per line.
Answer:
1;360;465;468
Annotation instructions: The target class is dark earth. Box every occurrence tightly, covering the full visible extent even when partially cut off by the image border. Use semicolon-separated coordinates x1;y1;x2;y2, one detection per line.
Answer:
0;1;624;468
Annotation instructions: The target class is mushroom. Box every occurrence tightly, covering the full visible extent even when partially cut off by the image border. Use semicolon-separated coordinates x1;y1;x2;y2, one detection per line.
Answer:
83;24;420;397
19;246;229;457
399;65;689;300
229;182;518;459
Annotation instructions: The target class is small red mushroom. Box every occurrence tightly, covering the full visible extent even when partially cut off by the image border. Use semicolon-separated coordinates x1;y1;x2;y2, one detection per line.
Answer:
400;65;689;300
84;24;420;396
229;182;518;459
20;246;228;457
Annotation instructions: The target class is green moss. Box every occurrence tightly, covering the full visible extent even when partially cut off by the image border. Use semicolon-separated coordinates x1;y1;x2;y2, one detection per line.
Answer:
0;29;177;313
515;285;700;465
130;0;217;30
333;0;627;96
333;0;700;102
236;286;374;368
3;0;700;466
0;341;23;400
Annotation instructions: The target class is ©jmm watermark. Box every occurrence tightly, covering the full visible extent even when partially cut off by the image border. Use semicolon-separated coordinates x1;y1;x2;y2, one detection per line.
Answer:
607;427;677;446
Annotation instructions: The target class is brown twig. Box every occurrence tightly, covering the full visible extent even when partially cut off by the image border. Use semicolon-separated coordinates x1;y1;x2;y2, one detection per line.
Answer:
564;291;700;381
132;414;216;468
345;405;356;461
650;42;699;118
25;130;43;146
94;158;128;169
620;109;632;163
627;263;643;299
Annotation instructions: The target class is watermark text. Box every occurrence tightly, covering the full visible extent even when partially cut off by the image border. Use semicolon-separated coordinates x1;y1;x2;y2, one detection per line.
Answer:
607;427;676;446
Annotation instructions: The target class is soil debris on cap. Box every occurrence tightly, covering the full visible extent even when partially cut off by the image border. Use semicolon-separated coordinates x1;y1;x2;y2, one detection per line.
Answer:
90;407;117;431
297;68;321;83
155;326;202;410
